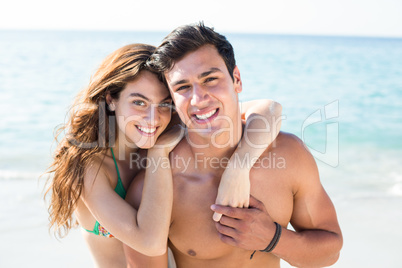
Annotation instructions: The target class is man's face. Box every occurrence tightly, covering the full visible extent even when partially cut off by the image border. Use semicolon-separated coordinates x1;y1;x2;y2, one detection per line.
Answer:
165;45;242;137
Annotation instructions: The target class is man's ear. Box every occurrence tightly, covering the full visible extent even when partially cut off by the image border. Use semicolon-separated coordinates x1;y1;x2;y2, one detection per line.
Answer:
233;66;242;93
106;93;115;111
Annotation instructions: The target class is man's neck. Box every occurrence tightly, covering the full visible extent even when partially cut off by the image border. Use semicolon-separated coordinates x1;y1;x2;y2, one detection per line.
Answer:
186;118;243;165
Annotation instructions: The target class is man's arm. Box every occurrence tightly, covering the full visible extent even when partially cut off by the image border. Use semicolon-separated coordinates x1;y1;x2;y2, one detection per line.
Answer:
273;136;343;267
211;134;343;267
213;99;282;221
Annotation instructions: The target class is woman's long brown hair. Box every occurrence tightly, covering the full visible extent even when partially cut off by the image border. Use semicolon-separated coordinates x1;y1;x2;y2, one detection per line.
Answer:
44;43;159;237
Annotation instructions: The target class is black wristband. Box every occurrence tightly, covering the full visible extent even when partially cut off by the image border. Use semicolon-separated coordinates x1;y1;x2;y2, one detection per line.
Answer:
260;222;282;253
250;222;282;260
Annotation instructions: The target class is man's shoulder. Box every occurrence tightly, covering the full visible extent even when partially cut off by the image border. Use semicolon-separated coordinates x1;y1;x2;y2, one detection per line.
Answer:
268;131;308;156
169;137;192;161
126;168;145;209
125;150;148;208
253;131;315;171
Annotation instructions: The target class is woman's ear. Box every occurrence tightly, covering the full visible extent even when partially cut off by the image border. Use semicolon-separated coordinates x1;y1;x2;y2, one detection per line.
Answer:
106;94;115;111
233;66;243;93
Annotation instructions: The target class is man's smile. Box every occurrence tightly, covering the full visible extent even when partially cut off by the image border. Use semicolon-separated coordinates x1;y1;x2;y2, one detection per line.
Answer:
192;108;219;123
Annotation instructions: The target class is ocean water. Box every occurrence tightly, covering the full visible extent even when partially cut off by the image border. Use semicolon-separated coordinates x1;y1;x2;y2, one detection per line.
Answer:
0;30;401;267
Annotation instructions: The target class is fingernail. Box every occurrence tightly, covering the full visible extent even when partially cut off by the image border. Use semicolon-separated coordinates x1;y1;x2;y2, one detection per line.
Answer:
210;205;216;210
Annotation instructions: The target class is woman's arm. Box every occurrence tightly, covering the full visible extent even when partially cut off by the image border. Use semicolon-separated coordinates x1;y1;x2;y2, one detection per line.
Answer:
81;125;184;256
213;99;282;221
238;99;282;167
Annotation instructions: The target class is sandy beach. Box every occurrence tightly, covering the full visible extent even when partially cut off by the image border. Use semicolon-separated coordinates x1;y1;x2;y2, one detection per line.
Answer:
0;178;92;267
1;167;402;267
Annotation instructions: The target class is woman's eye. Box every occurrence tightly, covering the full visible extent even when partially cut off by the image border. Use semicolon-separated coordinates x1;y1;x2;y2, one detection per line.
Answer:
159;101;173;110
133;100;145;106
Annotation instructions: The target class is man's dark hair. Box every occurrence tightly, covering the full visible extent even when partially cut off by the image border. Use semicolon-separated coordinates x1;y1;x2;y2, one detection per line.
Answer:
148;22;236;81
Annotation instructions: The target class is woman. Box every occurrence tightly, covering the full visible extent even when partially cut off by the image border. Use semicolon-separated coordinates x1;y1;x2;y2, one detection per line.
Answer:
44;43;282;268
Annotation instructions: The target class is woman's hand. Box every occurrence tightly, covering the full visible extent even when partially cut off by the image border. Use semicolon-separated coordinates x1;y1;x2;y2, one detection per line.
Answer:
213;165;250;222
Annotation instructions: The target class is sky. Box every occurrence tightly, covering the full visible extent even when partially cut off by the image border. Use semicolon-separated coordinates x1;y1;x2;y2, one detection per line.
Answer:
0;0;401;37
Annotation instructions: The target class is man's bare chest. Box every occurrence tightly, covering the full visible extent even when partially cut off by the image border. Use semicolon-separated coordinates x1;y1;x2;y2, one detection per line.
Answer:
168;173;232;259
168;170;294;262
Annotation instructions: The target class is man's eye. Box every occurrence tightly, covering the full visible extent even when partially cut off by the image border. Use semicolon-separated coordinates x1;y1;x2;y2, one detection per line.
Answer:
205;77;217;83
176;85;189;92
133;100;145;106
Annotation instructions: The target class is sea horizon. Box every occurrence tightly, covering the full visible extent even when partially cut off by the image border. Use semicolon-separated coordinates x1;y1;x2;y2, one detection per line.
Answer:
2;28;402;40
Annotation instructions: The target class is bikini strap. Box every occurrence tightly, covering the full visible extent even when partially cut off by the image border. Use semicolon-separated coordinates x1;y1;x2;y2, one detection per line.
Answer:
110;148;122;182
110;148;126;199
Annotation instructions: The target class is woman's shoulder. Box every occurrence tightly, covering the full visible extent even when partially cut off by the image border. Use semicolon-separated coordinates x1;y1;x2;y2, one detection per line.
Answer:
83;152;116;187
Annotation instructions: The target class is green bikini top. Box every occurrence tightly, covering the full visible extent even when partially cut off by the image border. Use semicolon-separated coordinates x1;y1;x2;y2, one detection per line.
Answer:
110;148;126;199
83;148;126;237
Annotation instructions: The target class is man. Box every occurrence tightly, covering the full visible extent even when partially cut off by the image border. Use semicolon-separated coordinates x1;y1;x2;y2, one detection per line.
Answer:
124;22;343;267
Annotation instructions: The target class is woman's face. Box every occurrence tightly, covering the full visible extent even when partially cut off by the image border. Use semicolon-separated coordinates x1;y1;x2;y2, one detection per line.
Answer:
110;70;172;149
